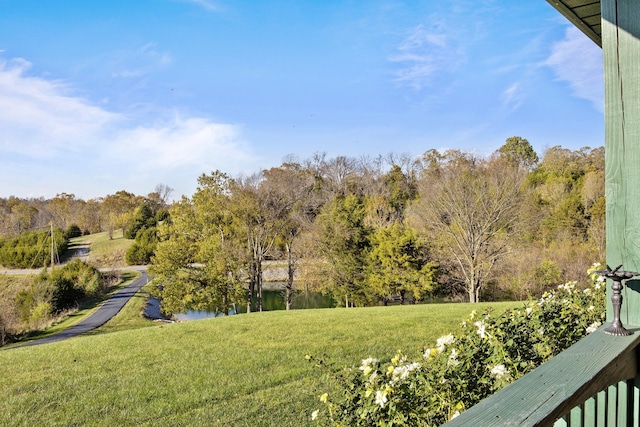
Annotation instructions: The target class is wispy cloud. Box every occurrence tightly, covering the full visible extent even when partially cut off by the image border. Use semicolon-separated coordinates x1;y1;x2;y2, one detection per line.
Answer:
0;57;118;157
109;42;173;79
501;82;523;111
0;54;256;198
389;20;464;90
388;0;500;91
180;0;221;12
544;26;603;111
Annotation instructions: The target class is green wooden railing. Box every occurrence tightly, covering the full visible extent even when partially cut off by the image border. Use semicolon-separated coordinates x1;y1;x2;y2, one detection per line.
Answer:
443;326;640;426
554;379;640;427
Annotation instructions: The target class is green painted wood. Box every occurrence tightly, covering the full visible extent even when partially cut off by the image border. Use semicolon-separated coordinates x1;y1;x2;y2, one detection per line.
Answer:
442;1;640;425
619;380;632;427
597;389;607;427
632;376;640;427
607;385;617;426
442;329;640;426
584;397;596;426
570;405;583;426
603;0;640;327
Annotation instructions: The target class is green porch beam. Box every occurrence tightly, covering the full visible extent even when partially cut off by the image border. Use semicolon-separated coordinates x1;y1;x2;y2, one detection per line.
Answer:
603;0;640;328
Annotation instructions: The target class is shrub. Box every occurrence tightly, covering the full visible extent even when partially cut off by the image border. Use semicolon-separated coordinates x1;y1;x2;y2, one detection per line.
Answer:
64;224;83;239
125;227;157;265
0;298;21;345
49;260;105;308
29;301;53;328
308;263;606;426
125;203;155;239
0;228;67;268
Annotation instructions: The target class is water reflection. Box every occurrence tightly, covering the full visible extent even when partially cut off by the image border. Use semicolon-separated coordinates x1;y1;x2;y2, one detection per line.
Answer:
173;287;336;321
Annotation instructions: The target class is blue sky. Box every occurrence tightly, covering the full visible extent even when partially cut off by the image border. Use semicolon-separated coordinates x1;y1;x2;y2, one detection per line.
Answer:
0;0;604;201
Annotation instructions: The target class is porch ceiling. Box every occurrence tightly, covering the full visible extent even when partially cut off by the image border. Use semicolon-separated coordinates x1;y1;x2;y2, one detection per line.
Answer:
546;0;602;47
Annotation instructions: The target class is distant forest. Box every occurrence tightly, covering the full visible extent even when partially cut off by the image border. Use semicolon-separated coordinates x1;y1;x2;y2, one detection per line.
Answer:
0;138;604;310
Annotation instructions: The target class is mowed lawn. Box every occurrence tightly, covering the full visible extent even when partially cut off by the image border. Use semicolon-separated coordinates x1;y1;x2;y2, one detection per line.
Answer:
0;301;520;427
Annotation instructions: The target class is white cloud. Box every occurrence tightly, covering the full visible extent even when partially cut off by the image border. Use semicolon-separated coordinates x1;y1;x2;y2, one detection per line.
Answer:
0;57;118;157
0;54;256;199
180;0;221;12
389;21;464;90
544;26;603;111
109;43;173;79
110;117;253;173
502;82;523;111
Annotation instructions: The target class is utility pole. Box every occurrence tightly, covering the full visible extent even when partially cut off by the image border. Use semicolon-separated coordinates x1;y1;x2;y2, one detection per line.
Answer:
50;222;55;269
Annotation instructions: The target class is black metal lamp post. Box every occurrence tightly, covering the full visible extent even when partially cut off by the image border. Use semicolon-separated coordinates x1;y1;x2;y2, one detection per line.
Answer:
595;265;640;336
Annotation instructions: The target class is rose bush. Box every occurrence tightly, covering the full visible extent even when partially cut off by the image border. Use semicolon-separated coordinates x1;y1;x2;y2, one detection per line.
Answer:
308;264;607;426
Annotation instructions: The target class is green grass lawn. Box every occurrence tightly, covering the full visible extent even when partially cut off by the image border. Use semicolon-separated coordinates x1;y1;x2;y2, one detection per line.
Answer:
86;281;157;335
69;229;133;267
0;300;520;427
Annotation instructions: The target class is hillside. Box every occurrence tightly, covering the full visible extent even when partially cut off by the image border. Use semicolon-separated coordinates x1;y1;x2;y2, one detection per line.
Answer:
0;301;518;426
67;230;134;268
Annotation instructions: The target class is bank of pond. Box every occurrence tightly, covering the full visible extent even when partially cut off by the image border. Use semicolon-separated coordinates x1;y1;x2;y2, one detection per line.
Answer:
145;284;448;321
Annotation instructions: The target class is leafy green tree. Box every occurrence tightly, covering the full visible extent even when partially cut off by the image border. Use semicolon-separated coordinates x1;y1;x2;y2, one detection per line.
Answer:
530;146;603;245
383;164;418;221
101;190;142;239
125;227;158;265
14;260;103;327
76;198;103;234
497;136;539;170
8;201;38;235
124;203;155;239
49;193;78;230
366;223;438;303
230;169;309;312
0;227;66;269
150;172;246;316
64;224;82;239
313;194;373;306
263;162;315;310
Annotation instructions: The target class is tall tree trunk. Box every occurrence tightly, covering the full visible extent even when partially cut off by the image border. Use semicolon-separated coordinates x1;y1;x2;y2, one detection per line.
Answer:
286;242;294;310
468;278;481;303
257;260;263;312
222;293;229;316
247;280;254;313
247;262;256;313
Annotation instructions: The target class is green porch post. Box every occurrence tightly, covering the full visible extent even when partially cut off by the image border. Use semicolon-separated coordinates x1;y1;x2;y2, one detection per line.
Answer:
603;0;640;327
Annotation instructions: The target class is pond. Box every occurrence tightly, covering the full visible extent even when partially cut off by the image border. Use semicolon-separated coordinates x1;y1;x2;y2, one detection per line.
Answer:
168;286;337;321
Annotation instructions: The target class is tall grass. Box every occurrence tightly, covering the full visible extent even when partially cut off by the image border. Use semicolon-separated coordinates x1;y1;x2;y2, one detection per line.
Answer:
0;301;519;426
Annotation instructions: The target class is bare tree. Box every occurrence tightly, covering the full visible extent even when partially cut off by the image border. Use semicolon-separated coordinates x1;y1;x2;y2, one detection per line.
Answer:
262;162;315;309
154;183;174;206
411;151;527;302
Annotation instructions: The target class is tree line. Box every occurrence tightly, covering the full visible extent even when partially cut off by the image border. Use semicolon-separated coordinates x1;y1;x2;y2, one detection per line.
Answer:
149;138;604;315
0;184;173;240
0;139;604;316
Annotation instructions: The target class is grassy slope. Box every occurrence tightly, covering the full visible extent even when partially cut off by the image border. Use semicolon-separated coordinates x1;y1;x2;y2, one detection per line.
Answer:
0;301;519;427
0;271;145;348
68;229;133;267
